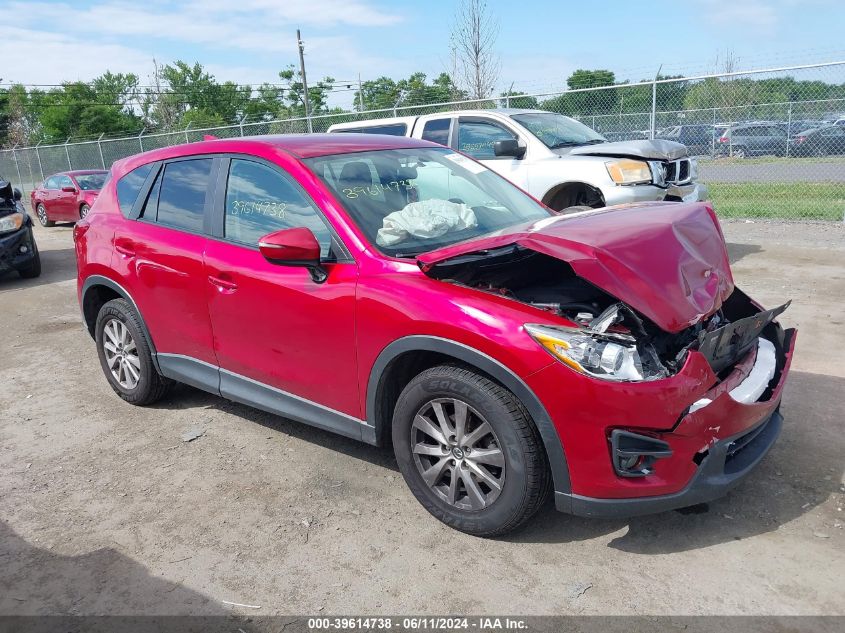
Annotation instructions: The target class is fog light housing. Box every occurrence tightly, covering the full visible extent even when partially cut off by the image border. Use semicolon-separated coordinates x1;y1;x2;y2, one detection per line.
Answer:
610;430;672;478
19;245;28;253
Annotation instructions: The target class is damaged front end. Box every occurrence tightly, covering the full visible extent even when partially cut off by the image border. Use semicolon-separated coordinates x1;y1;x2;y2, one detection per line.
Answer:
421;243;766;384
417;202;789;387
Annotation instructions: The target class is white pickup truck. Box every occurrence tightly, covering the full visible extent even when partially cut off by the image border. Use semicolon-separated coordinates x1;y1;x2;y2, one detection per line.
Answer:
327;109;708;211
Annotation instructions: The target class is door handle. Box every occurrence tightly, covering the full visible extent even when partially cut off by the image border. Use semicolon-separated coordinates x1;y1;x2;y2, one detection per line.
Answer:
208;274;238;292
114;240;135;257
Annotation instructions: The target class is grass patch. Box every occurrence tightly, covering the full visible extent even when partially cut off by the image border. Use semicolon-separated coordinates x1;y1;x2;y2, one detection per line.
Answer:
708;182;845;220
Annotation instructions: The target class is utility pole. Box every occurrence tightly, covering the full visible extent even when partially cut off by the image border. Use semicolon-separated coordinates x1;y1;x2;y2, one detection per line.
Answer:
297;29;313;133
358;73;365;112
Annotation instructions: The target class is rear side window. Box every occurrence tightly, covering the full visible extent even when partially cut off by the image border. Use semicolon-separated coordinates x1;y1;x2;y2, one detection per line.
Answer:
153;159;213;232
335;123;407;136
421;119;451;145
116;163;153;217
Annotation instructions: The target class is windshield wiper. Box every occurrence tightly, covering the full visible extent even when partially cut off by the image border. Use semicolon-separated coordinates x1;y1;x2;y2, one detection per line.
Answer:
548;141;581;149
580;139;608;145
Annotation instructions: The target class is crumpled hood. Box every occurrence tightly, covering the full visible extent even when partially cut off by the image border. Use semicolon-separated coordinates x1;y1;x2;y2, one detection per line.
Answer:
564;139;689;161
418;202;734;333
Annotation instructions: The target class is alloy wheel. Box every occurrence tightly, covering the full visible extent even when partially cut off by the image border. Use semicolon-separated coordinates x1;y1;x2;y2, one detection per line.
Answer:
80;204;90;218
411;398;505;511
102;318;141;389
36;204;48;226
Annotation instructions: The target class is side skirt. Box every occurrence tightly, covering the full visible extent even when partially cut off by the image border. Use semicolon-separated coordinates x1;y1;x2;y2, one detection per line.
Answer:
157;353;374;444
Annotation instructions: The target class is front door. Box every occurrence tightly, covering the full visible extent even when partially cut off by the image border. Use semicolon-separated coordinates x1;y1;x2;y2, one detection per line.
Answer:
55;174;78;220
203;157;360;420
455;117;529;191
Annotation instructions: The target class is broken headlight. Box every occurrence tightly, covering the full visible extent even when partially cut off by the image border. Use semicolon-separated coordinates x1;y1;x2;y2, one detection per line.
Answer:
605;159;652;185
525;323;664;382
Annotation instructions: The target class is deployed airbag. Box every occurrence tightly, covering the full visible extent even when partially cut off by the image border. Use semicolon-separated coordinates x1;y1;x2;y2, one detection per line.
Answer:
377;200;477;247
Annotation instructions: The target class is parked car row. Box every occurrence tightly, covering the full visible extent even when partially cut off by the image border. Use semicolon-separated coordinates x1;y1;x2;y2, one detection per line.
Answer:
600;118;845;158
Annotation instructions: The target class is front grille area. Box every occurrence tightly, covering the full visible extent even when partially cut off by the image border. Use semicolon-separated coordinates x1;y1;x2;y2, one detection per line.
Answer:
663;158;693;184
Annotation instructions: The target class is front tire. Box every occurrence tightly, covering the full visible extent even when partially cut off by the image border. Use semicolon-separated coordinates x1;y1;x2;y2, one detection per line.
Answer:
95;298;169;405
36;203;54;227
392;365;550;537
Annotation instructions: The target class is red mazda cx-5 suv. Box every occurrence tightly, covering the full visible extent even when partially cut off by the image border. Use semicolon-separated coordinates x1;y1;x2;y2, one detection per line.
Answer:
74;134;795;536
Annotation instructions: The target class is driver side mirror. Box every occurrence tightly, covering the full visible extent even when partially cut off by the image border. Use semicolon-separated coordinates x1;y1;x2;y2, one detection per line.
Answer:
258;227;327;283
12;188;22;201
493;139;526;159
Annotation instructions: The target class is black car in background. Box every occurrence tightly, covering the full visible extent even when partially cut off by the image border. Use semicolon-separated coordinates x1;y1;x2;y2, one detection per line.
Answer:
656;124;714;156
716;123;788;158
0;178;41;279
790;125;845;157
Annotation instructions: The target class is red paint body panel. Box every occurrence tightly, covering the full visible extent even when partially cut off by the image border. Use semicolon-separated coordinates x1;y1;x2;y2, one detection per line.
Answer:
74;134;794;509
419;202;734;333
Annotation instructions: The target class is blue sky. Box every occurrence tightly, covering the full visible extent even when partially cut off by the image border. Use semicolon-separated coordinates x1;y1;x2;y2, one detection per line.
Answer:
2;0;843;111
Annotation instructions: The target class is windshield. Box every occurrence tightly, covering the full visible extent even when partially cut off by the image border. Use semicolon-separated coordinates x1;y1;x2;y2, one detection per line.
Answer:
305;147;550;258
510;112;606;148
75;173;107;190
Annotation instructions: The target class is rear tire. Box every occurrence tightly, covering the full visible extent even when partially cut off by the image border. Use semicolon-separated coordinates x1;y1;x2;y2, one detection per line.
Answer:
95;298;170;405
392;364;550;537
79;203;90;219
731;146;747;159
36;203;54;227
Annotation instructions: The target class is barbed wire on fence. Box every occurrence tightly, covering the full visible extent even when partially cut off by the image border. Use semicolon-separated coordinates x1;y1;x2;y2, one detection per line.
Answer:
2;60;845;221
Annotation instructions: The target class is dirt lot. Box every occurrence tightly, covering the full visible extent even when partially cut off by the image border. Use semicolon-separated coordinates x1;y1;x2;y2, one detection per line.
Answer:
1;219;843;616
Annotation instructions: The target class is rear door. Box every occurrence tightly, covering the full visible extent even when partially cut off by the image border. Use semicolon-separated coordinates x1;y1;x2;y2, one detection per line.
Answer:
203;156;360;419
111;157;219;376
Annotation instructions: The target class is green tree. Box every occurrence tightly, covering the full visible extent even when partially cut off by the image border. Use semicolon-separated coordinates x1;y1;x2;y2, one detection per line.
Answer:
278;65;336;117
354;72;465;112
500;90;538;109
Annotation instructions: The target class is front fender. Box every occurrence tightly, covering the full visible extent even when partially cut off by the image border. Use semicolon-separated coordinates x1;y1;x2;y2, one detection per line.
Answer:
367;335;573;498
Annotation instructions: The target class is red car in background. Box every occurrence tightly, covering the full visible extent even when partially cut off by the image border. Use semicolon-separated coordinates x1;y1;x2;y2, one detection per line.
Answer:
74;134;795;536
31;170;108;226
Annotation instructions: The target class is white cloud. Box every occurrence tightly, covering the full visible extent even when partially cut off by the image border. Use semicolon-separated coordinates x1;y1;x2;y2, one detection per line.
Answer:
698;0;779;32
9;1;402;55
1;0;407;103
0;26;154;85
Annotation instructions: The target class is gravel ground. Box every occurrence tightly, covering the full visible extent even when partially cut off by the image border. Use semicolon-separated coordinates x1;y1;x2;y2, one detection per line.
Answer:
0;219;843;617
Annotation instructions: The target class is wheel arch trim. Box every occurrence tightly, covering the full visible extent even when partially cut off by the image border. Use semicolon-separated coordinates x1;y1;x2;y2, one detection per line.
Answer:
81;275;160;372
367;335;572;497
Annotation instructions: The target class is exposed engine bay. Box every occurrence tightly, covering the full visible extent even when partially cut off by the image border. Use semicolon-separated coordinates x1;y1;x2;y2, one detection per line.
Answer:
429;245;789;382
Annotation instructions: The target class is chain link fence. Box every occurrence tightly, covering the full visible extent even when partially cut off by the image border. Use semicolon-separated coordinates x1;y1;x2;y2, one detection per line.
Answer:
2;61;844;220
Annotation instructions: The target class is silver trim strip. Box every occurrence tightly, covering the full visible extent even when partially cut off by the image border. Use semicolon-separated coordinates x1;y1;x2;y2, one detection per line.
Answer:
218;366;366;425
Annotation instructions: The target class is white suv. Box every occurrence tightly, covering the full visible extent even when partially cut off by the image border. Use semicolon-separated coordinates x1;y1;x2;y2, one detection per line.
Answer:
328;109;708;211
